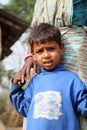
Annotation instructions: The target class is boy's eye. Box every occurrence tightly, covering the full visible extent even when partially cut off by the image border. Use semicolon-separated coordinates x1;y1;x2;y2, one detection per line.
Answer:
48;47;55;51
36;49;43;54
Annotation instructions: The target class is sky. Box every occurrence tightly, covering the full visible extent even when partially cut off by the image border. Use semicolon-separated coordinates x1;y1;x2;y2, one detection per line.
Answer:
0;0;10;5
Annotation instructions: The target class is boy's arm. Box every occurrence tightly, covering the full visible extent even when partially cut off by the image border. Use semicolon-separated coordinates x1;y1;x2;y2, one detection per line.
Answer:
73;75;87;117
10;79;32;117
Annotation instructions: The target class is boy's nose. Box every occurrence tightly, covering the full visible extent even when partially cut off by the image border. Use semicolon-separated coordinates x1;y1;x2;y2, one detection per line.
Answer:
43;50;51;58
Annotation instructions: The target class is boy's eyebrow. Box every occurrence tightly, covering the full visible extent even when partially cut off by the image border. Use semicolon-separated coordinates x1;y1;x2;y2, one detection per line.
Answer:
33;46;42;51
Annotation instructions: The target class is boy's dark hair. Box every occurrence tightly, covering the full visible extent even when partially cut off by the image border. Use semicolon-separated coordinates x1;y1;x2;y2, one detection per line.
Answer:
29;23;62;52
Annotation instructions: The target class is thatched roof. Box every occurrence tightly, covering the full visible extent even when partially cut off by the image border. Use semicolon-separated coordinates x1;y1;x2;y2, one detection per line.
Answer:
0;9;29;60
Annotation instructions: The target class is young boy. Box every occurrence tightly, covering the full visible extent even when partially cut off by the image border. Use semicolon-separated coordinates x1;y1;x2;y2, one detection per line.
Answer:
10;23;87;130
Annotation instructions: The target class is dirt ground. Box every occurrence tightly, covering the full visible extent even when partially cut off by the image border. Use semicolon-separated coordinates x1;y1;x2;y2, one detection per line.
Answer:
0;106;23;130
0;92;23;130
0;120;6;130
0;121;22;130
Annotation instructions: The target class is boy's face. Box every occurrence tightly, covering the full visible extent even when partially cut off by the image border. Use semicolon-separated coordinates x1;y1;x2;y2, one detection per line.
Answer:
32;41;64;70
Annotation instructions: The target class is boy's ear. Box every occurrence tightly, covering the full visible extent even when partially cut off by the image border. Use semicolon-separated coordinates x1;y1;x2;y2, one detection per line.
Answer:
60;44;64;56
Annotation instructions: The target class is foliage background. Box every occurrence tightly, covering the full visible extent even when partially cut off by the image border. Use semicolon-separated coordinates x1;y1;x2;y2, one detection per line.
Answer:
2;0;36;23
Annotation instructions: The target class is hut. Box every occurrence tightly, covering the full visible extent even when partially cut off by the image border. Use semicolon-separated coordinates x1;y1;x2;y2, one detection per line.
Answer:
0;8;29;60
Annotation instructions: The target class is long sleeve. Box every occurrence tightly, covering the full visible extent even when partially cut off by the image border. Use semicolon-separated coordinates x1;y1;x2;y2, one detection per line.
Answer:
10;82;33;117
71;75;87;117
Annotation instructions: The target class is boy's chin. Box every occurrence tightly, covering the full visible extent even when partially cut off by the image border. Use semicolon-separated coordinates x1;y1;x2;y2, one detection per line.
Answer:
44;66;55;70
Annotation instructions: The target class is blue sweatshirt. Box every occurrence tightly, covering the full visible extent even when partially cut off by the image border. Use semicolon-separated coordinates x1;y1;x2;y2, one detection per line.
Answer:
10;66;87;130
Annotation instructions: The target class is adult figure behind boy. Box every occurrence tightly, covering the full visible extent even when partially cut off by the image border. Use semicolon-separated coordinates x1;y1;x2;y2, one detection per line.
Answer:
10;23;87;130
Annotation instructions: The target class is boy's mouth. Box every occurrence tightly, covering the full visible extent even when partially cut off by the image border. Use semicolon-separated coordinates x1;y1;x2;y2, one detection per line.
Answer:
43;60;53;67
